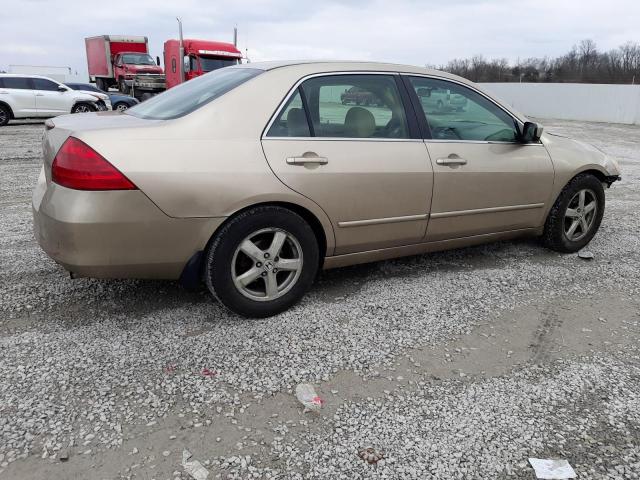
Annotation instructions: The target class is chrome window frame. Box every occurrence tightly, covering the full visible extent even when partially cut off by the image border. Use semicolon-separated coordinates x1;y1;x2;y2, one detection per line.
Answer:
261;71;421;143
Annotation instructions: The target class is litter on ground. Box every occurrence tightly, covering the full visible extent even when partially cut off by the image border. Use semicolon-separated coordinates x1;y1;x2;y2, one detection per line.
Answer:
182;449;210;480
528;458;577;479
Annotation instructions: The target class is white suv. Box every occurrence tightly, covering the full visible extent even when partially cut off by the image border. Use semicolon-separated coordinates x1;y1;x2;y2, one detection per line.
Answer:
0;74;101;127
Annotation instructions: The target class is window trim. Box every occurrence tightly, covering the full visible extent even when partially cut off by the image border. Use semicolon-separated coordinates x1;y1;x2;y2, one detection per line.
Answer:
262;71;423;142
401;74;543;145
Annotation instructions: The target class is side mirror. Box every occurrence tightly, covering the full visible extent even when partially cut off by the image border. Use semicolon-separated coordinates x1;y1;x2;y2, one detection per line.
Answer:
417;87;431;98
521;121;543;143
58;85;67;92
156;56;160;66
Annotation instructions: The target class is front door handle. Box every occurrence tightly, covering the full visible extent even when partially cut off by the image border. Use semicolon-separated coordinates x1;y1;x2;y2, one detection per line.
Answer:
35;93;45;97
286;155;328;166
436;154;467;166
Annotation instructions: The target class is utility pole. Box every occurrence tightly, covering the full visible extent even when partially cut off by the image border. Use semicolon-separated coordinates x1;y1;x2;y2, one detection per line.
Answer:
177;17;185;84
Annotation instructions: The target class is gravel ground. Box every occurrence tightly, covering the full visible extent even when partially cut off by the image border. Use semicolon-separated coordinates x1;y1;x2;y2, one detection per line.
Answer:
0;118;639;479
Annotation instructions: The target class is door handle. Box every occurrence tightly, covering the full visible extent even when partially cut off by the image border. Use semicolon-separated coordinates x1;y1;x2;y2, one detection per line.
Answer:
0;91;8;94
286;155;328;165
436;155;467;166
35;93;45;97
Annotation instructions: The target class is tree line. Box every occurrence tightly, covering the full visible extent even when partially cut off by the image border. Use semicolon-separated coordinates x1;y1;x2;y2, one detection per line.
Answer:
435;40;640;84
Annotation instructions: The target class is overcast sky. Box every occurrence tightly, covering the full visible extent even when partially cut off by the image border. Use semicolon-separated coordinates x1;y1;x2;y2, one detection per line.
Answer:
2;0;640;79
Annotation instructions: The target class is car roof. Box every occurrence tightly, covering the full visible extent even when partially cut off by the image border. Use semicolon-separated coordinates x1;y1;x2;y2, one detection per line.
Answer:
0;73;61;80
239;60;450;76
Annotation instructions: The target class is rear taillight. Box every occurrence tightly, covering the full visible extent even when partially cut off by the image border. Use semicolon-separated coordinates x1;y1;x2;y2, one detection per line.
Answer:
51;137;137;191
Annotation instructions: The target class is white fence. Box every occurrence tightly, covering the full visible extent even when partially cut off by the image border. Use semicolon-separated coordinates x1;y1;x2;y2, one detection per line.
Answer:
479;82;640;125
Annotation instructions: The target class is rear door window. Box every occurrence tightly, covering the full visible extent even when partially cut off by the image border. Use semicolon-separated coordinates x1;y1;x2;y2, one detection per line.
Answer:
32;78;60;91
2;77;32;90
299;75;409;139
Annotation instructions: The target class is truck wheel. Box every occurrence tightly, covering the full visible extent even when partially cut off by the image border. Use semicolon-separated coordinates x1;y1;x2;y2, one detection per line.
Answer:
118;79;130;95
0;104;10;127
71;103;95;114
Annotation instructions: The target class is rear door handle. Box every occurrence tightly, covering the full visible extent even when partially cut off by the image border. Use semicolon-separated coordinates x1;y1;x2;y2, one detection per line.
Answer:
436;155;467;166
35;93;45;97
286;156;328;165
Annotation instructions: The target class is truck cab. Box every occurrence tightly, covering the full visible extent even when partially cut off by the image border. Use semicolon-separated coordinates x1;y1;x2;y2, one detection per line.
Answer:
113;52;163;92
164;39;242;89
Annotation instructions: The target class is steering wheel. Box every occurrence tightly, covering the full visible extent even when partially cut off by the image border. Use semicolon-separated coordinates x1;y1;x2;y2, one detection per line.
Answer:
435;126;461;140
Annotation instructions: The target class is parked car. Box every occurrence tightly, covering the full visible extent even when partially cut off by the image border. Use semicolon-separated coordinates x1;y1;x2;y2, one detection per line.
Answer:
64;83;111;111
417;86;468;112
65;83;139;111
32;61;621;318
340;86;381;106
0;74;100;126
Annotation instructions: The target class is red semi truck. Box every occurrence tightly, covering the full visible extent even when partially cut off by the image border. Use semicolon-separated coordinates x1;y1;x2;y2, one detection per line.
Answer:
85;35;166;100
163;39;242;89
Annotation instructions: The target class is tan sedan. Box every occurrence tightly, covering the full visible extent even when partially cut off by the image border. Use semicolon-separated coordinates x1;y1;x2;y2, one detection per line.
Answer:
32;61;621;317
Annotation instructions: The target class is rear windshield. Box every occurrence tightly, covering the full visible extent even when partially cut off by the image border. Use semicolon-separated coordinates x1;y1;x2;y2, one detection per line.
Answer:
127;67;262;120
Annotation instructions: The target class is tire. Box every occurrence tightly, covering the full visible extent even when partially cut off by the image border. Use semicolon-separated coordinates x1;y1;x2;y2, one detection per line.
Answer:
0;104;10;127
204;206;320;318
113;102;130;112
96;78;108;92
71;102;95;114
542;173;605;253
118;78;129;95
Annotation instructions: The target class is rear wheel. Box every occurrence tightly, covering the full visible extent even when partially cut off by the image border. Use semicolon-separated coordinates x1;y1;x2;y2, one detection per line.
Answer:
204;206;319;318
0;104;10;127
71;102;95;114
542;173;605;253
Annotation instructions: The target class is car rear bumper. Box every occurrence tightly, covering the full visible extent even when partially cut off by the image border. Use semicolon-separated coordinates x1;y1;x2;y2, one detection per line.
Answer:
32;169;224;280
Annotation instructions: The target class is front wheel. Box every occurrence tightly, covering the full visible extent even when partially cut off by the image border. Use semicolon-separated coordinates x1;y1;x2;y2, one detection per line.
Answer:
113;102;130;112
71;102;95;114
542;173;605;253
204;206;319;318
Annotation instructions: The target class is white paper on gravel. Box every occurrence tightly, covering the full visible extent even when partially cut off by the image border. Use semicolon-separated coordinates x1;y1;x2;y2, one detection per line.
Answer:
528;458;577;479
182;449;209;480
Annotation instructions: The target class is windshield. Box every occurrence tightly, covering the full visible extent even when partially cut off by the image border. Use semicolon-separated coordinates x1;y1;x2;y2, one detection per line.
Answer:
120;53;156;65
67;83;100;93
127;67;262;120
195;57;239;72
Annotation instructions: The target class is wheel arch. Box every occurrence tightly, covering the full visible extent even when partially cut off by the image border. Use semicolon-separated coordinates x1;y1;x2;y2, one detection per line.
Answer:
180;200;333;289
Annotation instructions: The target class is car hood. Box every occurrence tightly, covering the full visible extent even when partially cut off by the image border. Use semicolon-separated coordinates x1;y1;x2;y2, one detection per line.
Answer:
542;131;621;177
125;65;163;74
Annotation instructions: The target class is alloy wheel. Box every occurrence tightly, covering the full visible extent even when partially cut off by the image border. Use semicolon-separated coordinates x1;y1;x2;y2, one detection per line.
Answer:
564;188;598;241
231;228;303;302
116;103;129;112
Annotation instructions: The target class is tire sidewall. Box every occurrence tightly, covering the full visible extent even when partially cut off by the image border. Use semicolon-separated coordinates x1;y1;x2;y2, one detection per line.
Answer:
205;207;319;318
